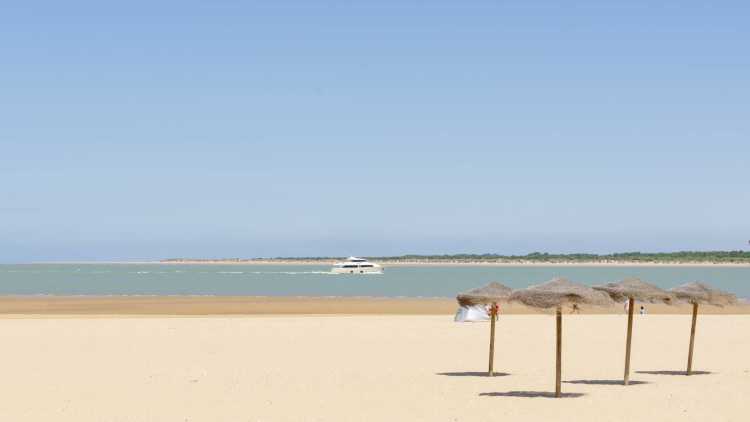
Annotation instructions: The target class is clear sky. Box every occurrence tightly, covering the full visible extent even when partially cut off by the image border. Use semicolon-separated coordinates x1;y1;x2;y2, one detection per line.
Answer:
2;1;749;262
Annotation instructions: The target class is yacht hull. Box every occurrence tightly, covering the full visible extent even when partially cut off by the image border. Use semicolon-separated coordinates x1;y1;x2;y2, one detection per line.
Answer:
331;266;383;274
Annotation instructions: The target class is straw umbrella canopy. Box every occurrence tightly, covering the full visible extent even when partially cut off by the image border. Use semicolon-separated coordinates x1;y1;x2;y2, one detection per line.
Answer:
671;282;737;307
593;277;674;385
456;282;513;376
457;281;513;307
510;278;612;397
670;282;737;375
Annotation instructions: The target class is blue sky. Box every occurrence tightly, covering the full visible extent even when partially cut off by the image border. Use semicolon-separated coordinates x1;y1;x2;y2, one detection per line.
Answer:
2;1;749;261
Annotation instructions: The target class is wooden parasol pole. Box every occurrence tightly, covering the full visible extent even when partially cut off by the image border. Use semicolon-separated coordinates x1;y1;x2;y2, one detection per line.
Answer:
687;302;698;375
555;306;562;398
624;297;635;385
488;302;497;376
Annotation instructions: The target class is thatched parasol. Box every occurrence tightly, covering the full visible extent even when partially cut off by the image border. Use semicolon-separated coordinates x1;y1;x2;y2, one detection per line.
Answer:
671;282;737;375
457;282;513;307
510;278;612;397
593;277;674;385
456;282;513;376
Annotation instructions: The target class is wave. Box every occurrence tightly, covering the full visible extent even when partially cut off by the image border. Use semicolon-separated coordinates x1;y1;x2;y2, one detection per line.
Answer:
279;271;336;275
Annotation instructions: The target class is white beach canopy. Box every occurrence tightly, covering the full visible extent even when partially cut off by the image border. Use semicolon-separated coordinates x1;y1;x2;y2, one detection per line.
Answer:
670;282;737;375
593;277;674;385
455;282;513;376
454;305;490;322
510;278;613;397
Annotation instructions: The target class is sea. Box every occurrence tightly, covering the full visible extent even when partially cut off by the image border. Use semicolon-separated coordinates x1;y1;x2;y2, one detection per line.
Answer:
0;264;748;298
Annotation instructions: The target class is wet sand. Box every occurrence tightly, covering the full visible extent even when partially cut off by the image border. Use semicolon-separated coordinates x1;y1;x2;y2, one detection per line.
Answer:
1;295;748;315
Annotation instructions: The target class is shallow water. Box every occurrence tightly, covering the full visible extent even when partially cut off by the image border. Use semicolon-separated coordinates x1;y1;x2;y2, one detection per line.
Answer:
0;264;748;298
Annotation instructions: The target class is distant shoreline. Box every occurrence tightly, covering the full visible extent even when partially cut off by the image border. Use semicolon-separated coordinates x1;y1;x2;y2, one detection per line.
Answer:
161;251;750;266
24;259;750;267
163;259;750;267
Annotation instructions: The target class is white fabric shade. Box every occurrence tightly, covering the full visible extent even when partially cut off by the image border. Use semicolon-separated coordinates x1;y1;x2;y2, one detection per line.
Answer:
454;305;490;322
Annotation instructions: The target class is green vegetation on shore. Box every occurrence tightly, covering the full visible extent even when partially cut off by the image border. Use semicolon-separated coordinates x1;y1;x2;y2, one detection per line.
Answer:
163;251;750;264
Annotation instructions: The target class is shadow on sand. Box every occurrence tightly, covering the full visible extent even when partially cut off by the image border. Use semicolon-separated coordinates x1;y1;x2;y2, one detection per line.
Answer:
563;379;649;386
437;372;510;378
480;391;585;399
636;370;712;376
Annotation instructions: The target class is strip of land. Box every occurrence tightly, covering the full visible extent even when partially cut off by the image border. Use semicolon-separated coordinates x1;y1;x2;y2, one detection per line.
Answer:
158;259;750;267
35;260;750;267
1;296;748;316
158;251;750;266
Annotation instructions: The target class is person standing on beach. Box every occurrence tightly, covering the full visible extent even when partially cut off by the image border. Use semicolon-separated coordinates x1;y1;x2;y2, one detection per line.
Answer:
624;299;630;314
488;303;500;321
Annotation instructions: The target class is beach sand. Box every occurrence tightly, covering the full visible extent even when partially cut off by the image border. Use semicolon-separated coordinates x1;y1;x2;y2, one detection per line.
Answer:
1;295;748;315
1;313;748;421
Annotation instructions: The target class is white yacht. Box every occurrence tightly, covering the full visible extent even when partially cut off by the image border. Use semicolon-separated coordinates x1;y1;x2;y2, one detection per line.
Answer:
331;257;383;274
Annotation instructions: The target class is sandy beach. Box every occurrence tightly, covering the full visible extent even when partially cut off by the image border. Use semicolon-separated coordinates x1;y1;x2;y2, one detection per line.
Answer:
1;313;748;421
2;295;749;315
7;0;749;420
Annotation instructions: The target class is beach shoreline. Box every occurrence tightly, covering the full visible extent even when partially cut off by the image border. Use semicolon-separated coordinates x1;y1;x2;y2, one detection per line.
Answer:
1;295;748;316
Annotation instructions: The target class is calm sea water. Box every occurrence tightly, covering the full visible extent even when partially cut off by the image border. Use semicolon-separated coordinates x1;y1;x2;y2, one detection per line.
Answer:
0;264;748;298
